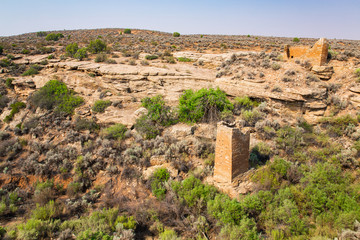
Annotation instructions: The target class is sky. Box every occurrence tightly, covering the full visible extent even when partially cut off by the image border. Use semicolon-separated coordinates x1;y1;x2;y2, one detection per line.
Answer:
1;0;359;40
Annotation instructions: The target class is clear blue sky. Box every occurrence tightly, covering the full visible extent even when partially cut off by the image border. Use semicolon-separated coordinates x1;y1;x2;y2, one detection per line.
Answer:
1;0;359;40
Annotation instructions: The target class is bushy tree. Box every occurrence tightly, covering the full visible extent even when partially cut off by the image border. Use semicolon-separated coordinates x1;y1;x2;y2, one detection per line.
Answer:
74;48;88;60
178;88;233;123
173;32;180;37
65;43;78;57
88;39;107;53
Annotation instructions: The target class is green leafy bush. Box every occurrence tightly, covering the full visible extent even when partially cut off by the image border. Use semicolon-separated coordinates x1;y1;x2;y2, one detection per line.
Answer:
65;43;78;57
293;37;300;42
178;88;233;123
141;95;173;126
124;29;131;34
5;78;14;89
135;115;161;139
177;57;192;62
0;45;3;55
92;100;111;113
88;39;107;53
241;109;264;126
172;176;218;208
173;32;180;37
159;229;180;240
31;201;57;221
60;208;136;236
135;95;174;139
320;115;358;137
36;31;47;37
4;101;26;123
22;65;42;76
145;55;159;60
234;96;259;112
94;53;108;63
102;123;127;140
45;33;64;41
150;168;170;200
74;47;88;60
29;80;83;115
74;118;99;132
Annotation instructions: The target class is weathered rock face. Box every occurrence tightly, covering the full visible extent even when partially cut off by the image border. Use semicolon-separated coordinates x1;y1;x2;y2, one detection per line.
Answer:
214;122;250;183
284;38;329;66
311;65;334;80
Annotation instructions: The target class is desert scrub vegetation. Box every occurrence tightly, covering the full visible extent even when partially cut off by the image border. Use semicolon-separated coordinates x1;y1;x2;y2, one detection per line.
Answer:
22;64;42;76
177;57;192;62
150;167;170;200
65;42;78;57
102;123;127;140
178;88;233;123
74;47;88;60
124;28;132;34
145;54;159;60
45;33;64;41
135;95;174;139
3;101;26;123
29;80;83;115
355;68;360;81
173;32;180;37
92;100;112;113
87;39;107;53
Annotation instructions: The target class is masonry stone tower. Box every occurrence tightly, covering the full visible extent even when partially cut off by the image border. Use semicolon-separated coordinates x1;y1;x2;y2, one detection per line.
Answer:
214;122;250;183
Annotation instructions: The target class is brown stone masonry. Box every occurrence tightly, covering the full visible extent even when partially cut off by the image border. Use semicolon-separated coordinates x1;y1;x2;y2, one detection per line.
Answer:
284;38;329;66
214;122;250;183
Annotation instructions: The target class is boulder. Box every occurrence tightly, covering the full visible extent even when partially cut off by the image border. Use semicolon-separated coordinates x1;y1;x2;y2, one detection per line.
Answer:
311;66;334;80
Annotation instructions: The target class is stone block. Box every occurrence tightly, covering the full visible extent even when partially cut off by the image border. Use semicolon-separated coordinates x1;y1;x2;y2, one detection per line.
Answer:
214;122;250;183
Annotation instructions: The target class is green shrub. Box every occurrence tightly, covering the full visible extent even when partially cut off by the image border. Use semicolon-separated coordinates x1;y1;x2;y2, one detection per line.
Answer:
88;39;107;53
60;208;136;236
65;43;78;57
94;53;108;63
219;218;259;240
102;123;127;140
5;78;14;89
252;157;291;190
22;49;30;54
124;29;131;34
208;194;244;225
22;65;42;76
177;57;192;62
241;109;264;126
45;33;64;41
320;115;358;137
293;37;300;42
150;168;170;200
178;88;233;123
74;47;88;60
29;80;83;115
159;229;180;240
92;100;111;113
234;96;259;111
17;218;60;240
141;95;173;126
276;126;304;154
4;101;26;123
0;45;3;55
36;31;47;37
74;118;99;132
31;201;57;221
47;54;55;59
135;115;161;139
355;68;360;81
271;63;281;70
173;32;180;37
145;55;159;60
172;176;218;208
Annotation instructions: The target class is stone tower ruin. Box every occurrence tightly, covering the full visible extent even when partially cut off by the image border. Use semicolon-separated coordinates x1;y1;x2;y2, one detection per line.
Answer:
284;38;329;66
214;122;250;183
